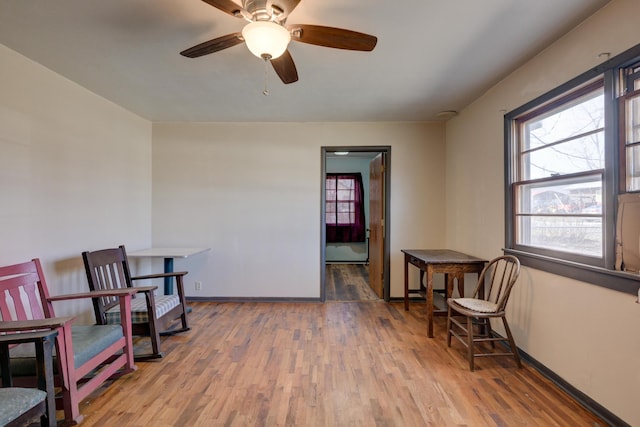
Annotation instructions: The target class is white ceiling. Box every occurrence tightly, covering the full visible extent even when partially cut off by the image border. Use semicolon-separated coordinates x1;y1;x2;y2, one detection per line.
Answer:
0;0;610;122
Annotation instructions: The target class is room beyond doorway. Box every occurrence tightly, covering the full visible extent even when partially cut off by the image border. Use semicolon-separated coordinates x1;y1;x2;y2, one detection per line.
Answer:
321;147;391;302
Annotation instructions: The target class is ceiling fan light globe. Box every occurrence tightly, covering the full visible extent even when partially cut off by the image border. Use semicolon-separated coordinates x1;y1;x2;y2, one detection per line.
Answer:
242;21;291;60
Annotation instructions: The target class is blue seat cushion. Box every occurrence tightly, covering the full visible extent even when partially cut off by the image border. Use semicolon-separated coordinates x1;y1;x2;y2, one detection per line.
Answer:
70;324;124;367
0;387;46;425
6;324;124;374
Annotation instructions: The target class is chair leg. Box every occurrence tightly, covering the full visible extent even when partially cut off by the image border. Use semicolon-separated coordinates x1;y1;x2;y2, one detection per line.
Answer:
149;329;163;359
142;292;164;359
143;316;163;360
176;275;190;332
180;311;189;331
466;315;475;371
485;318;495;349
57;324;84;425
446;306;453;347
502;317;522;368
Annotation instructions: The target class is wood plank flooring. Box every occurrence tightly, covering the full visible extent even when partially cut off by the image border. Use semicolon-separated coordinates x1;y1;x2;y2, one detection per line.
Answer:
325;264;378;301
74;301;606;426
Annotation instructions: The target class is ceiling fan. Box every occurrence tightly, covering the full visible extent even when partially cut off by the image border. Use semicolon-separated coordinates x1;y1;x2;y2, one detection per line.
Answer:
180;0;377;84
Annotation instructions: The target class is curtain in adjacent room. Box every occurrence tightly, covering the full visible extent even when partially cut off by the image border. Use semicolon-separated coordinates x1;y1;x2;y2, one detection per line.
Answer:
326;173;366;243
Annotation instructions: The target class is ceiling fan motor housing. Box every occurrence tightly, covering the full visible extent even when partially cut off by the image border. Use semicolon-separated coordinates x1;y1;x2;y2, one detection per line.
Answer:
243;0;280;20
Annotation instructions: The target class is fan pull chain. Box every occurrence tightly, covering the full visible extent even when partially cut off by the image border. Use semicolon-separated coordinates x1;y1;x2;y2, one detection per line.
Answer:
262;57;270;96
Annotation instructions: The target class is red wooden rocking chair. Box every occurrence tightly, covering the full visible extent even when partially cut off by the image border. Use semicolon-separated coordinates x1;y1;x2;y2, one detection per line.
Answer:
0;258;137;425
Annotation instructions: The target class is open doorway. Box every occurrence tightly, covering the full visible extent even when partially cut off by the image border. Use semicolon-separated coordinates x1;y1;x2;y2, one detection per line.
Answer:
321;146;390;302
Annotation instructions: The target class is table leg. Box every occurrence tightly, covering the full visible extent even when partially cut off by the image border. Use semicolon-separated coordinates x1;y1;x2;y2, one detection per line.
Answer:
426;266;434;338
35;335;57;427
164;256;192;314
457;273;465;298
404;254;409;310
163;257;173;295
446;273;454;299
0;343;12;387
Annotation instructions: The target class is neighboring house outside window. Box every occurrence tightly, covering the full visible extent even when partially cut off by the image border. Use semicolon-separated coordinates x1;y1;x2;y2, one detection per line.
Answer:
504;44;640;294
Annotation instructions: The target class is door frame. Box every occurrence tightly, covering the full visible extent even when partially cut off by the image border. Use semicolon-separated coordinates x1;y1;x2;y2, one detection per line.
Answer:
320;146;391;302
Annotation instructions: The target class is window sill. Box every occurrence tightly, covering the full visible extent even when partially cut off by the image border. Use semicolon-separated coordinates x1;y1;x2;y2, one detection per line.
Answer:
503;248;640;295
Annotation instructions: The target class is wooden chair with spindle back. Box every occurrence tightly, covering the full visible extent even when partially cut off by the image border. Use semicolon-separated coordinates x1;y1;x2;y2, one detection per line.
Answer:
446;255;522;371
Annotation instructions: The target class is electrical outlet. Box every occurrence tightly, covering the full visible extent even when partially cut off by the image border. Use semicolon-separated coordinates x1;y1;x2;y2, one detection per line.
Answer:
195;281;202;291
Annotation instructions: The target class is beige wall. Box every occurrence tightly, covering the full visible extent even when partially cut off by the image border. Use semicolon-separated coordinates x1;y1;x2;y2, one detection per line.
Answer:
152;121;446;298
0;44;152;321
445;0;640;424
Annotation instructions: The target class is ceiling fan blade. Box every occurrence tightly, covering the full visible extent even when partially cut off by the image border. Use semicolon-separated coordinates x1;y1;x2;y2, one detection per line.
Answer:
290;25;377;51
180;33;244;58
200;0;248;18
268;0;302;20
271;50;298;84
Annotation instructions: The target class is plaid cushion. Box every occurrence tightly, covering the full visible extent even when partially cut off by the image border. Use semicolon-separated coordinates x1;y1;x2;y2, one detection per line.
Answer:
105;295;181;324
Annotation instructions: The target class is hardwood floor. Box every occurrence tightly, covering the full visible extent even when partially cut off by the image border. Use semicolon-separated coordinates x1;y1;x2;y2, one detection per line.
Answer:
74;301;605;426
325;264;378;301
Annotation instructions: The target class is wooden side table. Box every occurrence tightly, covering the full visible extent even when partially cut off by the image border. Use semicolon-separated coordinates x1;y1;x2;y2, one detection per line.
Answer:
0;328;60;427
402;249;487;338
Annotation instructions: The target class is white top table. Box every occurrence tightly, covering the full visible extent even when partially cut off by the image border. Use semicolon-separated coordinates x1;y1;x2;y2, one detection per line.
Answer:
128;247;210;294
128;247;210;259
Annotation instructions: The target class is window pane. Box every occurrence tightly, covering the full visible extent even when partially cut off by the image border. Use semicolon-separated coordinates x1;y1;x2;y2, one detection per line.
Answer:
337;212;354;224
337;189;353;201
326;201;336;224
336;201;354;225
337;178;354;190
337;202;353;213
516;176;602;215
627;145;640;192
625;93;640;192
516;216;602;257
326;179;336;190
626;93;640;143
523;132;604;179
523;90;604;151
515;175;603;257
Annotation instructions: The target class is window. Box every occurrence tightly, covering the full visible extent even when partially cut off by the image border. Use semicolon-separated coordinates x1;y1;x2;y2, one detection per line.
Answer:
616;61;640;273
326;173;366;243
505;43;640;294
620;62;640;192
512;81;605;263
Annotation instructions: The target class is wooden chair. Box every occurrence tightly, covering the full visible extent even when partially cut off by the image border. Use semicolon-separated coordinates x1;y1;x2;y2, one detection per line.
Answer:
446;255;522;371
0;259;137;425
0;327;59;427
82;245;190;360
